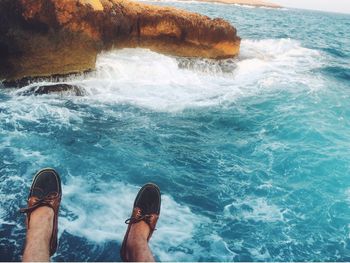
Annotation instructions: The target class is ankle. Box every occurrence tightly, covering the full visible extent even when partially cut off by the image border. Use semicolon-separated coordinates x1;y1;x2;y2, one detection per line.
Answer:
126;221;150;248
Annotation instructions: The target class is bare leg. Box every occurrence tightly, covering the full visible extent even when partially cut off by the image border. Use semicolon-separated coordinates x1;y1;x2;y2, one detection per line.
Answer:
22;207;53;262
125;221;155;262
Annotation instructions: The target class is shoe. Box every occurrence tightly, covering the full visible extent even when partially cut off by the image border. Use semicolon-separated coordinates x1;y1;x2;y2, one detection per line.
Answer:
20;168;62;256
120;183;161;262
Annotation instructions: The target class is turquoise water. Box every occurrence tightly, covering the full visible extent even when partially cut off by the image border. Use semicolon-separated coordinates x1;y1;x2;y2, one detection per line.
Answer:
1;2;350;261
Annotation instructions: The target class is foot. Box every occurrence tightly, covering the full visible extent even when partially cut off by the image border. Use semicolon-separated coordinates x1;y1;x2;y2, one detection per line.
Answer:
120;183;161;262
20;168;62;257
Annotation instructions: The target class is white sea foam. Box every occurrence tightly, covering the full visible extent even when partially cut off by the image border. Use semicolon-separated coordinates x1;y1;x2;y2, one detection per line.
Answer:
0;94;84;133
233;3;254;8
237;39;323;90
224;197;284;222
0;172;27;227
43;38;322;112
3;38;323;113
59;176;211;261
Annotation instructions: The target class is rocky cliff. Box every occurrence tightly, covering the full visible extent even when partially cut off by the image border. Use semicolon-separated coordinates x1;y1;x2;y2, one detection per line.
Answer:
0;0;240;81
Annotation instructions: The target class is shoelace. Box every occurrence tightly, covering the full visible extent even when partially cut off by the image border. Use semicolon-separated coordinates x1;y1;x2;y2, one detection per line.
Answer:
124;209;158;232
125;214;153;225
20;192;59;214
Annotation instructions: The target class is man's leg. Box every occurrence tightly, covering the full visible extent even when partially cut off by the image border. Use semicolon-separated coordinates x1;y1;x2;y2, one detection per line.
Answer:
125;221;155;262
120;183;161;262
20;168;62;262
22;207;53;262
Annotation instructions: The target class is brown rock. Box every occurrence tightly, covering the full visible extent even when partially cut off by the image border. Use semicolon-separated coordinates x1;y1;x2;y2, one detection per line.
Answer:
0;0;240;81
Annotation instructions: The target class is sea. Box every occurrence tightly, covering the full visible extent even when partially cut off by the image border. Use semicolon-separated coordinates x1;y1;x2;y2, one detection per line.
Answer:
0;1;350;261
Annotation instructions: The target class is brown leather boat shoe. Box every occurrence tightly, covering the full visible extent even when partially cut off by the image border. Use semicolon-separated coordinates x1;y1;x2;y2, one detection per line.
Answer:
120;183;161;262
20;168;62;256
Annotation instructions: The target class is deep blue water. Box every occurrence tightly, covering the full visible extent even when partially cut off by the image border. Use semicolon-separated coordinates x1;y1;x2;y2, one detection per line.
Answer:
1;2;350;261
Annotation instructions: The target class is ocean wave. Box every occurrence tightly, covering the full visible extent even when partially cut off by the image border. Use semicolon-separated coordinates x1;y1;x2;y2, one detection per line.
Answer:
1;38;323;114
83;38;322;110
6;38;322;113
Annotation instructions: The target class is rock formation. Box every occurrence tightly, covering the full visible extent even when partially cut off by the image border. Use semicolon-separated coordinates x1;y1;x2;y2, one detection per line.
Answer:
0;0;241;82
